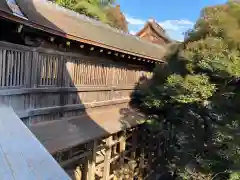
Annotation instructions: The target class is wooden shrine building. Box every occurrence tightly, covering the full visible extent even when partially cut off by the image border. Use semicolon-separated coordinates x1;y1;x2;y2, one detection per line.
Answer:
0;0;168;179
136;19;172;45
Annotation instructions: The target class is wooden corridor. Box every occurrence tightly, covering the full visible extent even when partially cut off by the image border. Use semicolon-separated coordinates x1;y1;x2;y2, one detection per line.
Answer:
0;0;168;178
0;41;165;180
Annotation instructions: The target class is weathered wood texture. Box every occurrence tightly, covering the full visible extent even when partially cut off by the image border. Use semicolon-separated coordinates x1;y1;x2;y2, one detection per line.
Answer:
0;105;70;180
54;125;164;180
0;41;152;126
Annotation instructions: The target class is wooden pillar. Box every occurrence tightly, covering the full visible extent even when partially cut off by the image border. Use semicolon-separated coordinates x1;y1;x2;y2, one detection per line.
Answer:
103;136;112;180
119;133;126;180
74;166;82;180
131;128;137;160
87;140;97;180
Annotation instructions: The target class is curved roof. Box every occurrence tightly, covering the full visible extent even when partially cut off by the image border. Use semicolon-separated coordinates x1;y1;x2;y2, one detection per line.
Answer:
136;19;172;43
0;0;166;61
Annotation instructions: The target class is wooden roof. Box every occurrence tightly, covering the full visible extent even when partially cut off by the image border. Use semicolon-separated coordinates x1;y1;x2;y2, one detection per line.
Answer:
136;19;172;43
0;106;70;180
30;103;144;153
0;0;166;62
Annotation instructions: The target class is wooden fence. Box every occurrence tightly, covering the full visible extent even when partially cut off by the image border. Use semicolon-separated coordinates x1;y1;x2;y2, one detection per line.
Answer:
0;41;152;126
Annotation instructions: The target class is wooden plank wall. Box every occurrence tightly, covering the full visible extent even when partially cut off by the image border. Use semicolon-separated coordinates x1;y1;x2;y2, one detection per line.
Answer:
0;41;152;126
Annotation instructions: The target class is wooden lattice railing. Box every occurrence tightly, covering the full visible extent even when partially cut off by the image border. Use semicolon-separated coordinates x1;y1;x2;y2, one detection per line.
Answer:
0;41;152;126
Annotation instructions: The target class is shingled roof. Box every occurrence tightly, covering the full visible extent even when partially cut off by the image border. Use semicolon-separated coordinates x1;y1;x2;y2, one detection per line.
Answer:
0;0;166;62
136;19;172;43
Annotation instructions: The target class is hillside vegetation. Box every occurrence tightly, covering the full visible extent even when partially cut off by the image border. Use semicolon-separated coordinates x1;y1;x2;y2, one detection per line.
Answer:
136;1;240;179
55;0;128;32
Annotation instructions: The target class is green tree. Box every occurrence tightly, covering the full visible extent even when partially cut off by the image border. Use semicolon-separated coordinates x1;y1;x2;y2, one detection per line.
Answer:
135;1;240;179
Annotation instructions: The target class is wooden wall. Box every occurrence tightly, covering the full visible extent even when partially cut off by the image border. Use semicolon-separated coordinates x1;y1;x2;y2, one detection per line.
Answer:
0;41;152;126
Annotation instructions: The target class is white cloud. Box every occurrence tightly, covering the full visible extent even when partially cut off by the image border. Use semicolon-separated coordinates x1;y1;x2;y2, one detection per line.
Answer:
158;19;194;41
125;15;145;25
158;20;194;31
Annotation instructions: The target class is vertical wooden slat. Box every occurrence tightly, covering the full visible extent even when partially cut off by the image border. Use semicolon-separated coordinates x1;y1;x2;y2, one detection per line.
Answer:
2;50;6;87
92;63;96;85
103;136;112;180
45;55;49;86
78;60;82;85
10;51;14;86
17;52;22;86
40;56;44;86
31;51;38;88
20;52;24;87
86;61;89;85
49;57;53;86
12;52;16;86
57;56;63;87
0;49;2;87
84;61;87;85
6;51;10;87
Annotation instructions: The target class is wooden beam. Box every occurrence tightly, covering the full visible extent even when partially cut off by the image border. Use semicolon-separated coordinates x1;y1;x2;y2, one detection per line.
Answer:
103;136;112;180
0;85;135;96
60;151;91;167
17;98;130;119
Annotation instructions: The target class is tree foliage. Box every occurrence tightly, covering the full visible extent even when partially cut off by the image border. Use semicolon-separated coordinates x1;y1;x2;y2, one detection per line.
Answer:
135;1;240;179
106;5;128;32
55;0;128;31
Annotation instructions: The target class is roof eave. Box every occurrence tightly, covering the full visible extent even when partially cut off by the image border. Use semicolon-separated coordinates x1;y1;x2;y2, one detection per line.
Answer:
0;10;165;63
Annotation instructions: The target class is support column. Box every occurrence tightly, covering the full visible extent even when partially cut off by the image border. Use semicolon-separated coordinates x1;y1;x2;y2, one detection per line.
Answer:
131;128;137;160
119;133;126;180
74;166;82;180
103;136;112;180
87;140;97;180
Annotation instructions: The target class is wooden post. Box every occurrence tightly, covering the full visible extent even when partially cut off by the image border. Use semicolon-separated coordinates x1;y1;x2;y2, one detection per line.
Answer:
74;166;82;180
87;140;97;180
119;133;126;180
131;129;137;160
103;136;112;180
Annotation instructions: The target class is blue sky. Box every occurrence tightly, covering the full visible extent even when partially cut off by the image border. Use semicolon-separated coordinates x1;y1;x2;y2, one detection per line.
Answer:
117;0;227;41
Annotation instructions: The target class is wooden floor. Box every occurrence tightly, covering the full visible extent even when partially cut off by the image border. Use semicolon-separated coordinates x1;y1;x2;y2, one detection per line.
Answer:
0;105;71;180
